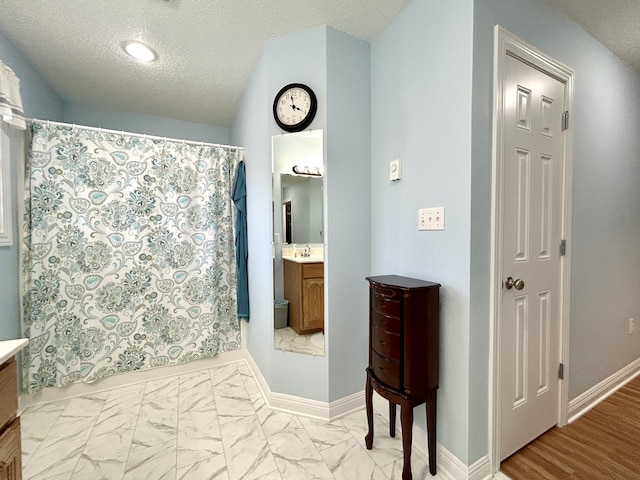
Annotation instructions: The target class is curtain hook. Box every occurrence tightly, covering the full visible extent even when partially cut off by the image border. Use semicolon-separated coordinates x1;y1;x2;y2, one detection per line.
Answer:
46;120;50;128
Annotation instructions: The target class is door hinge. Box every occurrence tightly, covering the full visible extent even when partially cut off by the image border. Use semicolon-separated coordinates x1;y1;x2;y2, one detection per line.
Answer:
562;111;569;131
558;363;564;380
560;239;566;256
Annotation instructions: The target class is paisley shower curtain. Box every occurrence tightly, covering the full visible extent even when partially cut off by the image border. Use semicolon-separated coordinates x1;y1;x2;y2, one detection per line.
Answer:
21;120;243;394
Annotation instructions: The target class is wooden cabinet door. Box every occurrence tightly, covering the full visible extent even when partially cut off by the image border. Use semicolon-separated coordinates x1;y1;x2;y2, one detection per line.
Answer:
302;277;324;331
0;418;22;480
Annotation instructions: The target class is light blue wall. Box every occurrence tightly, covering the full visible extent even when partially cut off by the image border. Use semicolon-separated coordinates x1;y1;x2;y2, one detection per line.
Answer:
472;0;640;412
371;0;475;463
231;25;371;403
0;30;63;341
325;27;371;402
230;52;273;387
263;27;330;401
232;26;330;401
63;103;229;145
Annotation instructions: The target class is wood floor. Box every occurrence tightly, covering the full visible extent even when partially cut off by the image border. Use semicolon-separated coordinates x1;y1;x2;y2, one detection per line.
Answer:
501;376;640;480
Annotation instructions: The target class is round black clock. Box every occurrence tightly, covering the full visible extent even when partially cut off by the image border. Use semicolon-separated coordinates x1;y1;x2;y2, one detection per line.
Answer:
273;83;317;132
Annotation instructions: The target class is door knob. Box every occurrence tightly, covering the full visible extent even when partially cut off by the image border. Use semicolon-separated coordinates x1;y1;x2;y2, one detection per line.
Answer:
505;276;525;290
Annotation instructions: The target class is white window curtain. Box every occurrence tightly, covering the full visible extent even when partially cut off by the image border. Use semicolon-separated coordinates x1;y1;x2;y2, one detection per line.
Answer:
0;60;26;245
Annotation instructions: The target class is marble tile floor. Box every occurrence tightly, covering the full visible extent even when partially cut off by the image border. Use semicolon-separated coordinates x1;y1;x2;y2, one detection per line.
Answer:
273;327;324;356
20;360;438;480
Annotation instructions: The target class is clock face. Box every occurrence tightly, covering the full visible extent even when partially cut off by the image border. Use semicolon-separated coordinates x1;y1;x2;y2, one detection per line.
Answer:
273;84;317;132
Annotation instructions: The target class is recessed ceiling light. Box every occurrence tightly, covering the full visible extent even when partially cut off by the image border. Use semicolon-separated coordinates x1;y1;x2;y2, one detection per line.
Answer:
122;40;158;62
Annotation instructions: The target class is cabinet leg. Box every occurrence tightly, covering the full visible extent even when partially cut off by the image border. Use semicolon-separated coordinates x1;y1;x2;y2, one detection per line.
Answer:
426;391;437;476
365;371;374;450
400;404;413;480
389;402;396;437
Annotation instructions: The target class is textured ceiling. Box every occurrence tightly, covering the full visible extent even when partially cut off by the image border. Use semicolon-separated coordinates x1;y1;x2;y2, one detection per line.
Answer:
541;0;640;72
0;1;638;128
0;0;411;127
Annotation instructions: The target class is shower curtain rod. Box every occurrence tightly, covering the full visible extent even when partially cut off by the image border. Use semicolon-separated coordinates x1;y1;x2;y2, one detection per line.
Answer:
26;118;242;151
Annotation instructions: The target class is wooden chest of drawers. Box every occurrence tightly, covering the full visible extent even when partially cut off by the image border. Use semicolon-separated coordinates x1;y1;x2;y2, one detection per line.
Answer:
365;275;440;479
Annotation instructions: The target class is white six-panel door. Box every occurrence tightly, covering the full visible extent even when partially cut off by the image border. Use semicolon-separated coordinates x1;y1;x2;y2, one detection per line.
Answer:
499;53;565;461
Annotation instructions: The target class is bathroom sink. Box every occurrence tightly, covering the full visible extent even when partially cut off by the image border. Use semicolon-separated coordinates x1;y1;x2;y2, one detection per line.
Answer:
282;255;323;264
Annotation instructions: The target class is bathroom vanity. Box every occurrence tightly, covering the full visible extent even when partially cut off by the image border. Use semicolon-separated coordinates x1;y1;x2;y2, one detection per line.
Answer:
0;339;28;480
283;257;324;334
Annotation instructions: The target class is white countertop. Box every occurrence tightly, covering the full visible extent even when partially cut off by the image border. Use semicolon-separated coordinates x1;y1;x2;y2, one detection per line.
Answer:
282;256;324;264
0;338;29;365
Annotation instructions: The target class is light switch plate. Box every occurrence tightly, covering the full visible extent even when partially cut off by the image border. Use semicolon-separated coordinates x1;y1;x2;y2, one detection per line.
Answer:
418;207;445;230
390;159;401;181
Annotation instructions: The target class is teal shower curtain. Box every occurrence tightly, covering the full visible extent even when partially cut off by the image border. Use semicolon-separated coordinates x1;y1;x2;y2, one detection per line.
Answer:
21;120;243;394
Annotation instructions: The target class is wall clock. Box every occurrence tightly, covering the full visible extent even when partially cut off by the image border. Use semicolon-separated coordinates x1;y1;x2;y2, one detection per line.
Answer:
273;83;317;132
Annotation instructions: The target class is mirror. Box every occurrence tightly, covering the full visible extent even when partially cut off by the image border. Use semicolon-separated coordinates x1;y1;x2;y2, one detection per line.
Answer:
272;130;325;356
281;174;323;244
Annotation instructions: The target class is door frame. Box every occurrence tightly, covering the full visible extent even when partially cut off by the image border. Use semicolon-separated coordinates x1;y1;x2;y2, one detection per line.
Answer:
489;25;575;474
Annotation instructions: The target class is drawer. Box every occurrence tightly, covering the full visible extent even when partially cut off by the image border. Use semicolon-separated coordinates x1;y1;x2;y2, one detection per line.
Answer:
371;350;401;389
372;325;400;361
302;263;323;279
0;417;21;479
0;359;17;431
372;284;401;301
371;311;401;335
372;294;400;317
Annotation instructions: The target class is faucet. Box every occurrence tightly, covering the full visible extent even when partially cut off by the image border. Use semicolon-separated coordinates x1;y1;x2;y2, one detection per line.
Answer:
303;244;311;257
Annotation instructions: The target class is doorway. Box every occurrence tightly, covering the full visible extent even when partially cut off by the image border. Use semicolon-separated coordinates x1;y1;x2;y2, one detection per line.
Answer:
490;26;574;473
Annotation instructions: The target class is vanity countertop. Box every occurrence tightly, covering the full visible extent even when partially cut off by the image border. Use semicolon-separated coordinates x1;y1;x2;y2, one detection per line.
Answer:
0;338;28;365
283;256;324;264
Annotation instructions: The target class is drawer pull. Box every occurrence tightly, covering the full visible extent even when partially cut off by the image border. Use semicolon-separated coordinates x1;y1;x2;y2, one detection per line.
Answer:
377;287;396;298
377;366;385;372
378;339;386;346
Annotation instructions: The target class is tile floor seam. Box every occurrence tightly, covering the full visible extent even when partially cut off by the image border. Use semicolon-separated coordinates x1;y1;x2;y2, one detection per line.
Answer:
237;362;285;480
175;376;182;479
339;415;397;475
121;380;149;479
67;399;106;479
302;421;339;480
206;366;229;480
210;362;251;480
21;399;70;471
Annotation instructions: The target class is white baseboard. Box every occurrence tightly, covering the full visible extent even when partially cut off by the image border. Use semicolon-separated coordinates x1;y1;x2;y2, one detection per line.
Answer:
243;349;365;421
491;471;512;480
568;357;640;423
